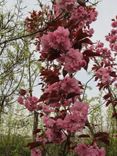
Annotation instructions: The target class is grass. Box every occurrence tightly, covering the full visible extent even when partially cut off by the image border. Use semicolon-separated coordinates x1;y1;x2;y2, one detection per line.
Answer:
0;134;116;156
0;134;31;156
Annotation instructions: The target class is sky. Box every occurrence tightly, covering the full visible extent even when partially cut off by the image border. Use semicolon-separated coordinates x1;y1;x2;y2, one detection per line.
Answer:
5;0;117;98
92;0;117;42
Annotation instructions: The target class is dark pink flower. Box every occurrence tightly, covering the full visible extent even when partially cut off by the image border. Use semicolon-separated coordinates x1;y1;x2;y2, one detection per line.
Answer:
40;26;72;60
31;148;42;156
70;6;97;29
45;127;66;143
24;96;39;111
96;67;111;84
54;0;76;16
112;21;117;27
43;116;55;128
44;77;81;105
62;48;86;73
17;96;24;105
75;144;106;156
62;102;88;132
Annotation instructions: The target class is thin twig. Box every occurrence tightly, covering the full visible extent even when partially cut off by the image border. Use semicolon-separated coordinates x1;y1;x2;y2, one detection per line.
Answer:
81;76;95;101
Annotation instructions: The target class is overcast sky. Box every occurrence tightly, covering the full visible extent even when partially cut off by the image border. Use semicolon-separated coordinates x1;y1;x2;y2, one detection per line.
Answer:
92;0;117;42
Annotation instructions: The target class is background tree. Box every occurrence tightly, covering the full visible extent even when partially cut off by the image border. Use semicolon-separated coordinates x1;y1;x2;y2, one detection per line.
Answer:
0;1;41;154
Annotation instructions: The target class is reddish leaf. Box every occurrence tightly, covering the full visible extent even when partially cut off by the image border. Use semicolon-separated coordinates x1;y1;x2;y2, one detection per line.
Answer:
103;93;111;100
39;93;49;102
110;71;117;77
80;38;93;45
112;112;117;118
94;132;110;145
40;68;59;84
83;56;89;70
76;29;89;41
33;128;41;134
73;41;82;49
66;93;79;99
113;98;117;106
19;89;27;96
27;141;41;149
83;50;101;57
73;29;90;49
48;97;59;104
106;100;111;106
47;49;60;61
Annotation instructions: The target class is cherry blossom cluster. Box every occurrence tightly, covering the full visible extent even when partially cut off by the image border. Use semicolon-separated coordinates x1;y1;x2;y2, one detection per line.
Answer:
54;0;77;16
17;1;117;156
43;77;81;103
56;102;88;132
106;16;117;53
95;67;112;84
18;91;39;111
39;26;86;73
62;48;86;73
89;22;117;113
89;42;117;88
31;148;42;156
54;0;97;33
75;143;106;156
39;26;72;60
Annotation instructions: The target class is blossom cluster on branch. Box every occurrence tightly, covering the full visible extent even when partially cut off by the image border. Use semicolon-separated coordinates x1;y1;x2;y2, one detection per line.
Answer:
18;0;117;156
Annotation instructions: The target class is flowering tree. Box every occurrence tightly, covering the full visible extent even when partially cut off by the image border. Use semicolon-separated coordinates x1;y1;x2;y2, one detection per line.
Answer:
18;0;117;156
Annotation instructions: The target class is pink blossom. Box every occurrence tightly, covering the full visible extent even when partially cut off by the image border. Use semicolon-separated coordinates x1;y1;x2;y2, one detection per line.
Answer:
44;81;61;103
70;6;97;29
43;116;55;128
45;128;54;142
96;67;111;84
62;102;88;132
75;144;106;156
43;115;67;143
54;0;76;16
42;105;53;113
25;100;32;111
36;136;47;145
106;17;117;53
56;118;64;128
40;26;72;60
60;77;81;95
112;21;117;27
45;127;66;143
62;48;86;73
31;148;42;156
44;77;81;105
89;42;114;64
70;101;88;114
59;0;76;9
24;96;39;111
53;27;71;48
17;96;24;105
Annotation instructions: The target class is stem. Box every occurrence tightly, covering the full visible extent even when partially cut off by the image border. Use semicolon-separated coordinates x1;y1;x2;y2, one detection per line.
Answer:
0;29;45;45
33;111;39;141
108;87;117;120
28;53;38;141
82;76;95;101
79;97;95;138
63;135;71;156
86;120;94;137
